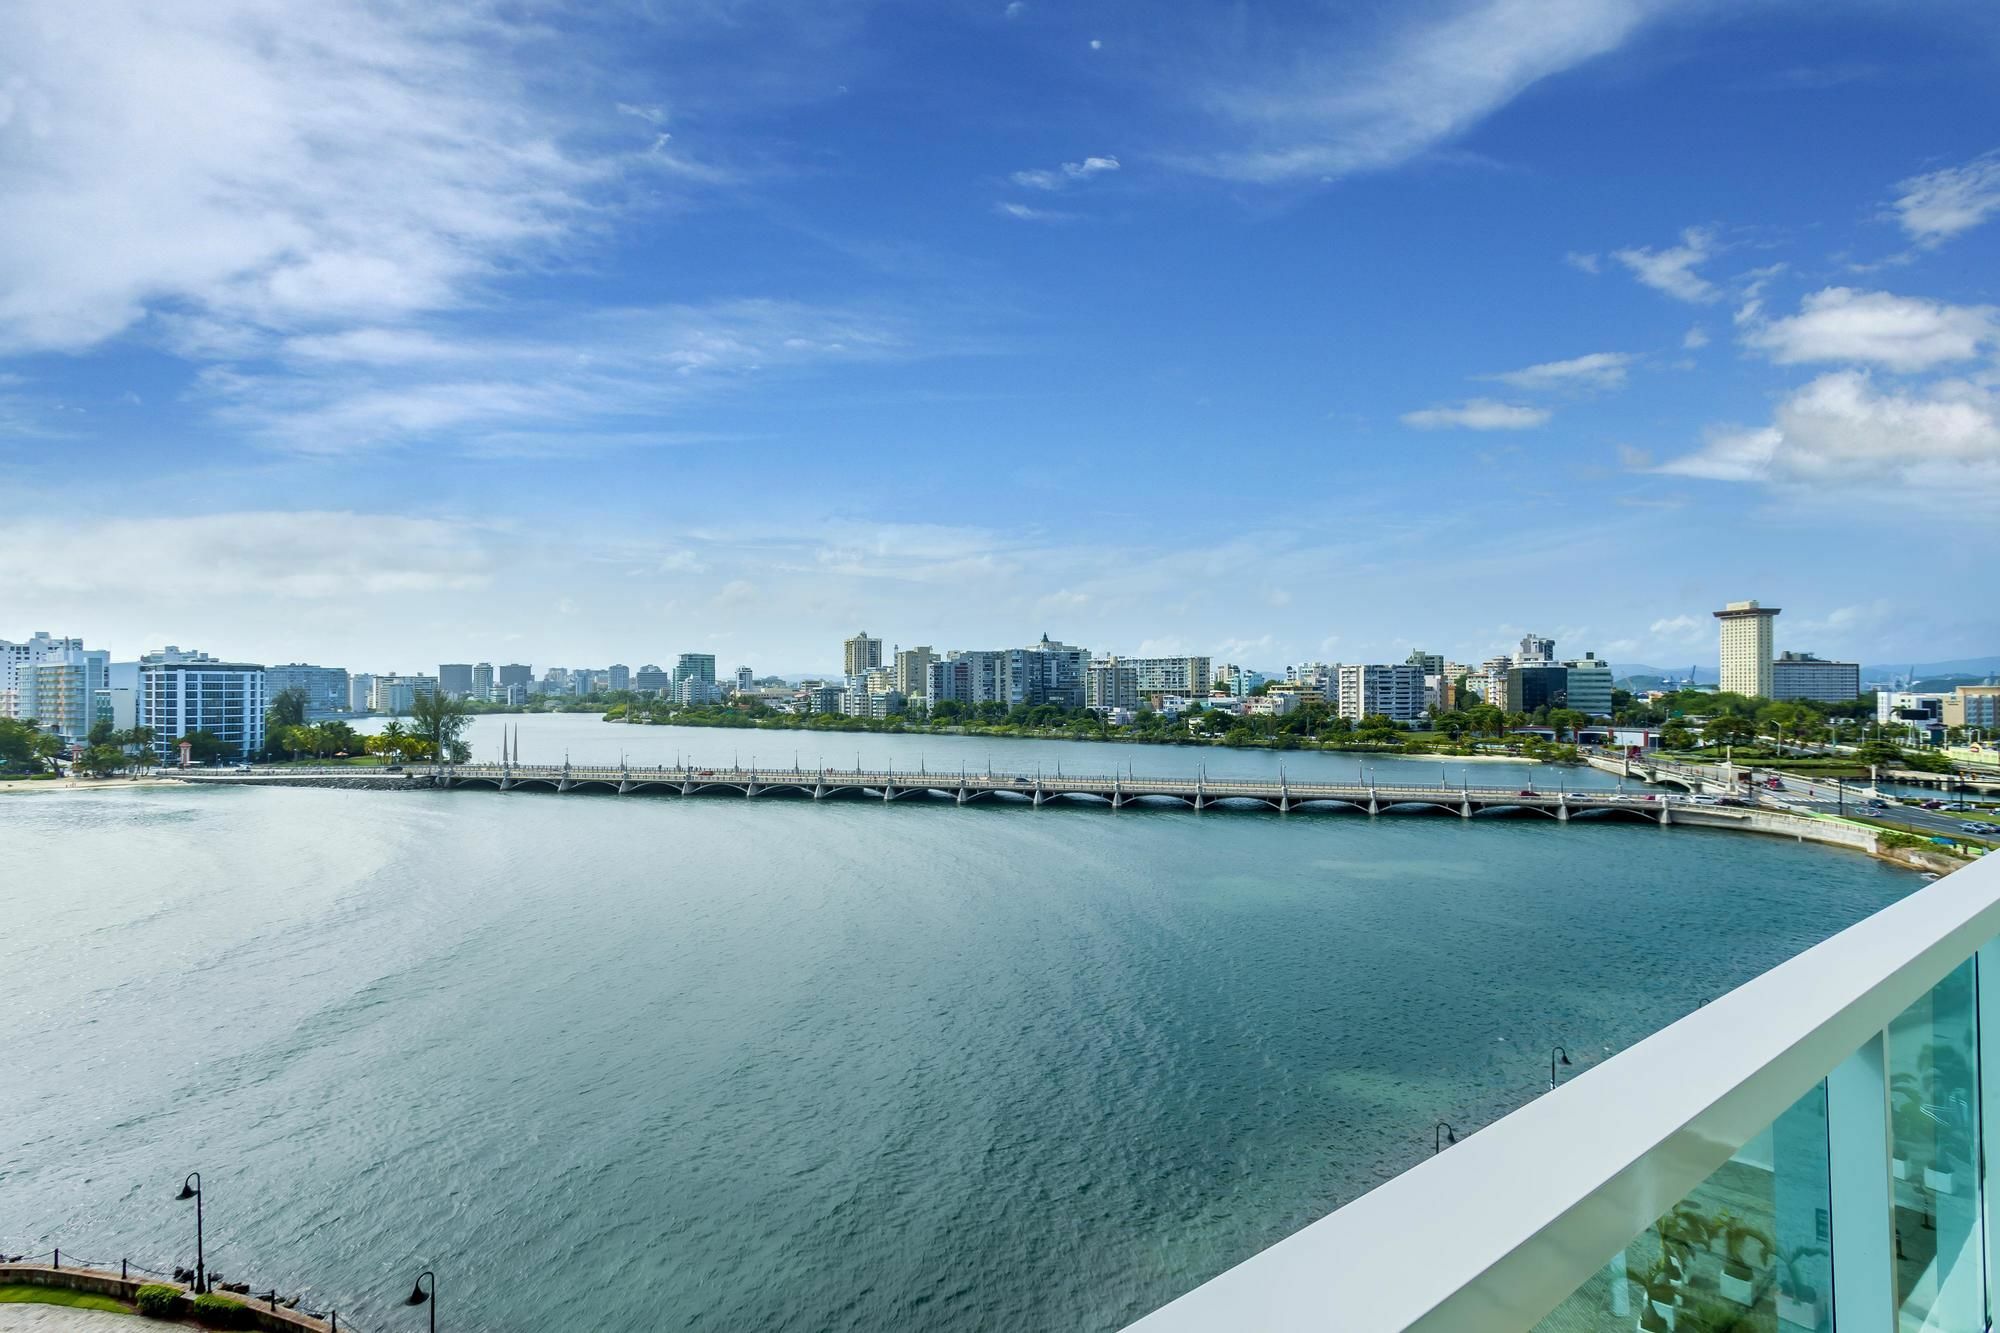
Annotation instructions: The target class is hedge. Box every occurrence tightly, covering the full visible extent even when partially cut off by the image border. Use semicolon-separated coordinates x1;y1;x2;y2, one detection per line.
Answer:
134;1284;182;1318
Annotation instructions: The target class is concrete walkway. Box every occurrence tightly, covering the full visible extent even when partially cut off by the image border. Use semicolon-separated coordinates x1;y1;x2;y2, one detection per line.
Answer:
0;1309;131;1330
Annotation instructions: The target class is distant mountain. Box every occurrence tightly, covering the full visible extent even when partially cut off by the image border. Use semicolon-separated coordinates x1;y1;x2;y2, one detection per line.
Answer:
1611;664;1716;686
1861;656;2000;682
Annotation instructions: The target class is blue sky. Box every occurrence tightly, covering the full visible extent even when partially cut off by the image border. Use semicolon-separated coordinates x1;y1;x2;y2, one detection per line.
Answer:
2;0;1997;676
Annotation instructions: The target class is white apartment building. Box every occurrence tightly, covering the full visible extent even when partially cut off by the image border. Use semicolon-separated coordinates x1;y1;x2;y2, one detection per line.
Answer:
1337;663;1428;724
1123;655;1213;696
20;643;110;746
1714;599;1779;698
1;633;85;722
893;646;935;697
138;647;269;762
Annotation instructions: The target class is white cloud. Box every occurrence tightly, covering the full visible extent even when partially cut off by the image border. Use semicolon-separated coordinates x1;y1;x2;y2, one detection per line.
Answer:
1613;227;1720;303
205;300;922;453
1649;614;1704;641
995;201;1073;222
0;512;494;598
1682;326;1709;349
1401;399;1550;430
1004;2;1026;17
1009;155;1120;191
1484;351;1630;391
1089;39;1103;51
1185;0;1663;183
0;2;625;355
1892;152;2000;247
1741;287;1998;372
1658;370;2000;496
1564;251;1602;274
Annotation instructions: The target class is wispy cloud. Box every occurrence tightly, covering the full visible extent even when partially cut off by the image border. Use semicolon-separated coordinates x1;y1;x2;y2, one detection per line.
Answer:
995;201;1074;223
1179;0;1665;183
1614;227;1721;303
1564;251;1602;274
203;300;931;454
1010;155;1120;191
1742;287;1998;372
1891;151;2000;247
1483;351;1631;391
0;2;638;355
1401;399;1550;431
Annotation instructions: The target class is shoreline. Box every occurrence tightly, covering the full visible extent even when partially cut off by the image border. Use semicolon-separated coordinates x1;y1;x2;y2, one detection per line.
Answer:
598;715;1579;765
0;774;180;795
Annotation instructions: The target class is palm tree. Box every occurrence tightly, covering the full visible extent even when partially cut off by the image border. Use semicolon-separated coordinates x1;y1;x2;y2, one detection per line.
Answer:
379;720;408;762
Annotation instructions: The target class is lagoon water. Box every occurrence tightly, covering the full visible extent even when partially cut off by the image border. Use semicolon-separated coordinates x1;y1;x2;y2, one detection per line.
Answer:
2;716;1917;1330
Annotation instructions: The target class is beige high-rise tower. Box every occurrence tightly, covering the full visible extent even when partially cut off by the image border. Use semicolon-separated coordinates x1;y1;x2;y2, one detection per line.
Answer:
1714;600;1780;698
843;631;883;679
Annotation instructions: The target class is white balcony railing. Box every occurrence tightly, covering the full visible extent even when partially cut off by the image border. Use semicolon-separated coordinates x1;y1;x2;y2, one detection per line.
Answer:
1126;852;2000;1332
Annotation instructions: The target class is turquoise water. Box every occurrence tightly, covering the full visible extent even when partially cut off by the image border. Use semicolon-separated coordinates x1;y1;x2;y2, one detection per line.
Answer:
1;717;1917;1330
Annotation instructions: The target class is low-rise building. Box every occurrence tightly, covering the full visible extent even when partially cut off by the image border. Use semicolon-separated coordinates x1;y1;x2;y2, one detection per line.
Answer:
1944;686;2000;732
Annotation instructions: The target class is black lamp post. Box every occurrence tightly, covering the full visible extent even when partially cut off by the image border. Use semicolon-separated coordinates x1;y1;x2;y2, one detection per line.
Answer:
1550;1044;1573;1090
404;1270;435;1333
1433;1121;1458;1155
174;1172;204;1294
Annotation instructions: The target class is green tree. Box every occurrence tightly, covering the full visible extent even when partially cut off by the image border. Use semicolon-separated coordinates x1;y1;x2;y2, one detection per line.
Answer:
177;730;233;764
1659;721;1696;751
1703;715;1757;747
77;744;129;777
0;718;65;774
406;691;474;763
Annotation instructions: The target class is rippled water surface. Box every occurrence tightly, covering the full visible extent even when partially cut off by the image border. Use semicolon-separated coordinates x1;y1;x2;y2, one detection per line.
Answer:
2;717;1918;1330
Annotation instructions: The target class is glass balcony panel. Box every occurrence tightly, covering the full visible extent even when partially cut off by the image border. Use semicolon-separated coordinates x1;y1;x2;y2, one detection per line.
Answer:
1531;1083;1832;1333
1888;956;1983;1330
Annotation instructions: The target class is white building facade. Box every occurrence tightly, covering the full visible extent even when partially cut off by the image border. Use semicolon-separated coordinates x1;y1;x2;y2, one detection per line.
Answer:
138;648;268;762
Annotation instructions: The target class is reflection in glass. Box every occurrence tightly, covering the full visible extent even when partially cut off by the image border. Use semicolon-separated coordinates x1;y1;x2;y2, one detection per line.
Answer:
1532;1084;1830;1332
1888;957;1983;1330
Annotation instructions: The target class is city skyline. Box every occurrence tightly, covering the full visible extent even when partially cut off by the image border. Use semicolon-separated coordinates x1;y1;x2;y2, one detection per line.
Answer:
3;3;1998;669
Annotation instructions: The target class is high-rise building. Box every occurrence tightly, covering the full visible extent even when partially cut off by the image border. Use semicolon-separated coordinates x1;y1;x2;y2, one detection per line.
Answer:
1714;600;1780;698
1337;663;1427;723
1505;663;1570;714
1336;663;1422;723
1516;634;1556;665
20;643;110;746
635;664;670;694
607;664;631;692
138;647;269;762
1770;652;1860;703
2;633;86;724
734;666;754;695
265;664;352;717
1120;656;1213;696
844;632;883;679
1562;653;1615;717
1406;650;1445;677
348;673;375;712
472;662;494;696
438;663;475;697
675;654;717;688
497;663;533;690
893;646;935;697
370;674;439;715
1086;660;1140;712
